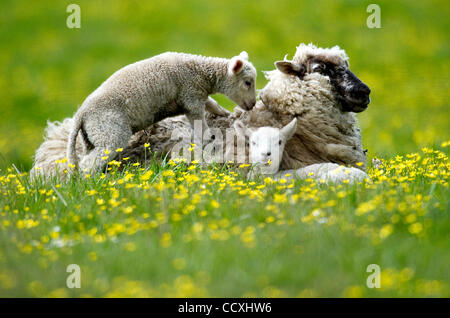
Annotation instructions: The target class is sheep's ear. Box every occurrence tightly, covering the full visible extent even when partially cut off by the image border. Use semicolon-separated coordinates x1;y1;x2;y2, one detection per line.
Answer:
239;51;249;61
229;56;244;75
275;61;306;78
280;118;297;141
233;120;252;137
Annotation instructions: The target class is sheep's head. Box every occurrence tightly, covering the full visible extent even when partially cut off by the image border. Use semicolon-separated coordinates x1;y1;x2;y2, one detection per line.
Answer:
274;43;371;113
225;51;257;110
234;118;297;175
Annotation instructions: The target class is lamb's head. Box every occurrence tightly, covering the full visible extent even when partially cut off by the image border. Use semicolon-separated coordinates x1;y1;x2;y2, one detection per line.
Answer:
234;118;297;174
224;51;257;110
273;43;371;113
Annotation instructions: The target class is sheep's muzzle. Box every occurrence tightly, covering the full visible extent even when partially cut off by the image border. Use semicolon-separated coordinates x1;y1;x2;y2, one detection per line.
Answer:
336;69;371;113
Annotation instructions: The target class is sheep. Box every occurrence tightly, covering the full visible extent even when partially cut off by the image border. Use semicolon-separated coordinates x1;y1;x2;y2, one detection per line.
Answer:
66;51;257;174
31;43;371;184
233;118;297;177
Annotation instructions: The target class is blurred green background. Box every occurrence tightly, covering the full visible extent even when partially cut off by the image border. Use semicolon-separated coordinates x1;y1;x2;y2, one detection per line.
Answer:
0;0;448;170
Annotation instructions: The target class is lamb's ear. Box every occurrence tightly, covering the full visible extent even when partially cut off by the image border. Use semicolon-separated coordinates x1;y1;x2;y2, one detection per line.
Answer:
280;118;297;141
275;61;306;78
239;51;249;61
233;120;252;137
229;56;244;75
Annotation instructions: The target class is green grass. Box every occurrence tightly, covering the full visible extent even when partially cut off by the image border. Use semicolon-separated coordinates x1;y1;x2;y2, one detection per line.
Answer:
0;0;449;297
0;148;449;297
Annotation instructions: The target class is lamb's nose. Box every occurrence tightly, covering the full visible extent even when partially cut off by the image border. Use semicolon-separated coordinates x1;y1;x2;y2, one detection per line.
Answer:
247;99;256;109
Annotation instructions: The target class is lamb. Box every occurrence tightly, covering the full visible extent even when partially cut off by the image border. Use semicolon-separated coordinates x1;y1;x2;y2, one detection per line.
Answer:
66;51;257;174
233;118;297;177
31;43;371;184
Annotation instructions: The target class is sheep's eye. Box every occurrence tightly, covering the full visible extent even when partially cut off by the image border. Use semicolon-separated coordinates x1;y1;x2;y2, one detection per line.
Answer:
337;66;346;73
252;141;256;145
245;80;252;87
279;140;282;145
313;63;326;73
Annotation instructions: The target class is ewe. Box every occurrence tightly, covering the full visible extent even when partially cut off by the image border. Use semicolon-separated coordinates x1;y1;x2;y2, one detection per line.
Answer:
67;51;256;174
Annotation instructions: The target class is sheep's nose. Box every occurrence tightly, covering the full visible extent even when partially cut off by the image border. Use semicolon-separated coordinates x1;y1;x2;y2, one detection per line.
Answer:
358;83;371;95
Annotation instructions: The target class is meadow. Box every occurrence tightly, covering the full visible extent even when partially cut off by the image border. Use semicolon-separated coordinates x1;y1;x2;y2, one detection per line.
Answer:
0;0;449;297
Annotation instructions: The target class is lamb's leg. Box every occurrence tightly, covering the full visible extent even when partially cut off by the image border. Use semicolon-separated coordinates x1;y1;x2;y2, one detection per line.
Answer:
293;164;339;180
79;111;132;174
185;102;209;147
294;163;369;184
205;97;231;117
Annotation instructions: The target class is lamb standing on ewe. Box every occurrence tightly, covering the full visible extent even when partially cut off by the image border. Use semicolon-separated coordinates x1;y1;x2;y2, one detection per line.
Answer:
66;51;257;174
31;43;371;184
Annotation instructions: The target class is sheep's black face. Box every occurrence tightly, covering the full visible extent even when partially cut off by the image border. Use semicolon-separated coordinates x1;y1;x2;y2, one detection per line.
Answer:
275;57;371;113
331;68;371;113
308;58;371;113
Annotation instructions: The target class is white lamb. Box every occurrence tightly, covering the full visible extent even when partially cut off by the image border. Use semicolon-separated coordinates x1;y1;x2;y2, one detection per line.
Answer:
67;51;257;174
233;118;297;178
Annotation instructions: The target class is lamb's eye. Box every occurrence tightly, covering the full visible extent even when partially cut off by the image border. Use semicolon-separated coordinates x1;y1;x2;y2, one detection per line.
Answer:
279;140;282;145
245;80;252;87
252;141;256;145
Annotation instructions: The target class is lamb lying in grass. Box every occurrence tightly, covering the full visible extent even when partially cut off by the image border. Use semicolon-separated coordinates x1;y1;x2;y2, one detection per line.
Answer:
233;118;297;178
67;51;257;174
